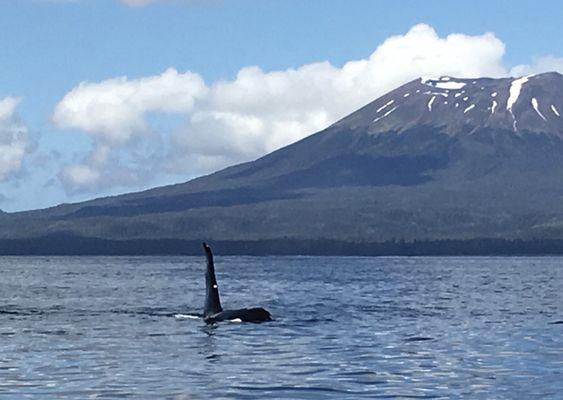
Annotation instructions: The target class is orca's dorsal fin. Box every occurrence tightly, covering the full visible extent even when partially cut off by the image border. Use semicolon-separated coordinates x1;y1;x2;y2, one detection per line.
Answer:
203;242;223;317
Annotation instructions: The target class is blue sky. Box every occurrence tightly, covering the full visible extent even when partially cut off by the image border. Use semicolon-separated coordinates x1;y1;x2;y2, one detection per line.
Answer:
0;0;562;211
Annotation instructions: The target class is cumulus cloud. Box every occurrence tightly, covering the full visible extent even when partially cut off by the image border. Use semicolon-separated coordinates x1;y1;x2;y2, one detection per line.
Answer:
0;97;28;181
171;24;506;173
510;55;563;77
53;23;553;192
53;68;206;192
53;68;206;143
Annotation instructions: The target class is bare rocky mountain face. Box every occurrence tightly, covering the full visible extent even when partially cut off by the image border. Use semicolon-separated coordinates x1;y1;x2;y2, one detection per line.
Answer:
2;72;563;254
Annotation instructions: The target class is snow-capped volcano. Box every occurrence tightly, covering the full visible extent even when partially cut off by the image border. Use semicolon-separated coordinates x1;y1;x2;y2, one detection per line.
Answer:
336;72;563;137
4;72;563;254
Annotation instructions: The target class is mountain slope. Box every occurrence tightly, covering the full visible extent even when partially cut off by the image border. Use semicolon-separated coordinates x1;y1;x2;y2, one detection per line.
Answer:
3;72;563;253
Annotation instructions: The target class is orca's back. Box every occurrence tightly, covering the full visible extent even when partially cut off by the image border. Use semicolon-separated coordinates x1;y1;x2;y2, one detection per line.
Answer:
205;307;272;324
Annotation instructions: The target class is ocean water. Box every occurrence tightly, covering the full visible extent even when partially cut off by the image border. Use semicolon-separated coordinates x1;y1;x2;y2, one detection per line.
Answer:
0;256;562;399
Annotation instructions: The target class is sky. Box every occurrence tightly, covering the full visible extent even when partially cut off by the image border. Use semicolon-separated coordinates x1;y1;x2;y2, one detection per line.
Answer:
1;0;563;211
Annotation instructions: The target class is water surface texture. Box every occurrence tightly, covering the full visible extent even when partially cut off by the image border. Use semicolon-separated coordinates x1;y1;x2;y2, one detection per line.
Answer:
0;256;562;399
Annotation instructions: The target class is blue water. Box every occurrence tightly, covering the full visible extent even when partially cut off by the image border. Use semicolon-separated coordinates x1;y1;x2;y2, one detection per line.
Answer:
0;256;562;399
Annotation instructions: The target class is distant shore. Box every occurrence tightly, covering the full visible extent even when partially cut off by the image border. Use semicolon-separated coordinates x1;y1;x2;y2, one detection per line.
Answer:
1;233;563;256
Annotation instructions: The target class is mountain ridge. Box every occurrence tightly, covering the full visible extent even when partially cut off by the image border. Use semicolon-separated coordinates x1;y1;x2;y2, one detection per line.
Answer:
336;72;563;136
2;72;563;254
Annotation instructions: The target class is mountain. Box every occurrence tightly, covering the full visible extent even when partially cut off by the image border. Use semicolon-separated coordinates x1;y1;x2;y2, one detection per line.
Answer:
3;72;563;255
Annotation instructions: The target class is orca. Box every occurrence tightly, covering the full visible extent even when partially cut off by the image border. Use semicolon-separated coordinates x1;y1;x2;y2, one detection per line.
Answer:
202;242;272;324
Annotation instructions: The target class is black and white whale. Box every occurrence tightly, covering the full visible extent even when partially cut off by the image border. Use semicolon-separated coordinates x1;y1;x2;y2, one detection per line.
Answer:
202;242;272;324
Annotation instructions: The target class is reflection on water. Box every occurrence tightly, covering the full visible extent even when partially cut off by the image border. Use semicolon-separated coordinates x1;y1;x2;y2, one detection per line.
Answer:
0;256;562;398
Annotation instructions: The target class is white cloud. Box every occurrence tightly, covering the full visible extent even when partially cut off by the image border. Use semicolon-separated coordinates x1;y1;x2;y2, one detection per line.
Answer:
169;24;507;174
53;68;206;143
510;55;563;77
53;23;558;192
0;97;27;181
53;68;206;192
60;164;100;187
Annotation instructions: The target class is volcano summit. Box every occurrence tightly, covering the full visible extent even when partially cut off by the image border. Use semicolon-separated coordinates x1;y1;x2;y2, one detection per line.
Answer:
2;72;563;254
338;72;563;136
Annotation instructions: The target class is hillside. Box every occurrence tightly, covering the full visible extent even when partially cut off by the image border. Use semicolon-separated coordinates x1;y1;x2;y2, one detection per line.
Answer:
2;72;563;254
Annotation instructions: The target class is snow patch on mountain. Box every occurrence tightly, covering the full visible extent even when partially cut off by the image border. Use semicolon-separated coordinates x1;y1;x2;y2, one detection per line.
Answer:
434;81;466;90
373;106;398;124
464;104;475;114
532;98;547;121
425;91;448;98
422;77;466;90
507;76;531;113
428;96;436;112
376;100;395;113
337;72;563;138
507;75;536;130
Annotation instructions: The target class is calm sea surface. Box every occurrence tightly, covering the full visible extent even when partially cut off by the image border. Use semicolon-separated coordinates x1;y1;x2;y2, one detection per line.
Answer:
0;256;562;399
